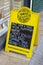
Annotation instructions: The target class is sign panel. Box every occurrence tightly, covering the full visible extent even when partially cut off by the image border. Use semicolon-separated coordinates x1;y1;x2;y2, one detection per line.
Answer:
5;7;39;58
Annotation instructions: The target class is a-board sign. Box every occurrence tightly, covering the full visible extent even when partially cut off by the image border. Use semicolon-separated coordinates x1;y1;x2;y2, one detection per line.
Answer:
5;7;39;58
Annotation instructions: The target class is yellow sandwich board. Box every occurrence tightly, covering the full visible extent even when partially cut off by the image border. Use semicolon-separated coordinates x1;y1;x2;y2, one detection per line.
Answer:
5;7;39;58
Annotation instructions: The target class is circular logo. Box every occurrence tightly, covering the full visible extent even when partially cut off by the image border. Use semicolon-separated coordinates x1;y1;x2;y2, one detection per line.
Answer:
17;7;31;23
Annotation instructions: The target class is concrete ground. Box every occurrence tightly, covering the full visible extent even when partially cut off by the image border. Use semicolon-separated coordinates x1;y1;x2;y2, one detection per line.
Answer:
0;11;43;65
29;11;43;65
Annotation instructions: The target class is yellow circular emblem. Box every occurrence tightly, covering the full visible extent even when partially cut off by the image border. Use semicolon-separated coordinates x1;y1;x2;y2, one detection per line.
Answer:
17;7;31;23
